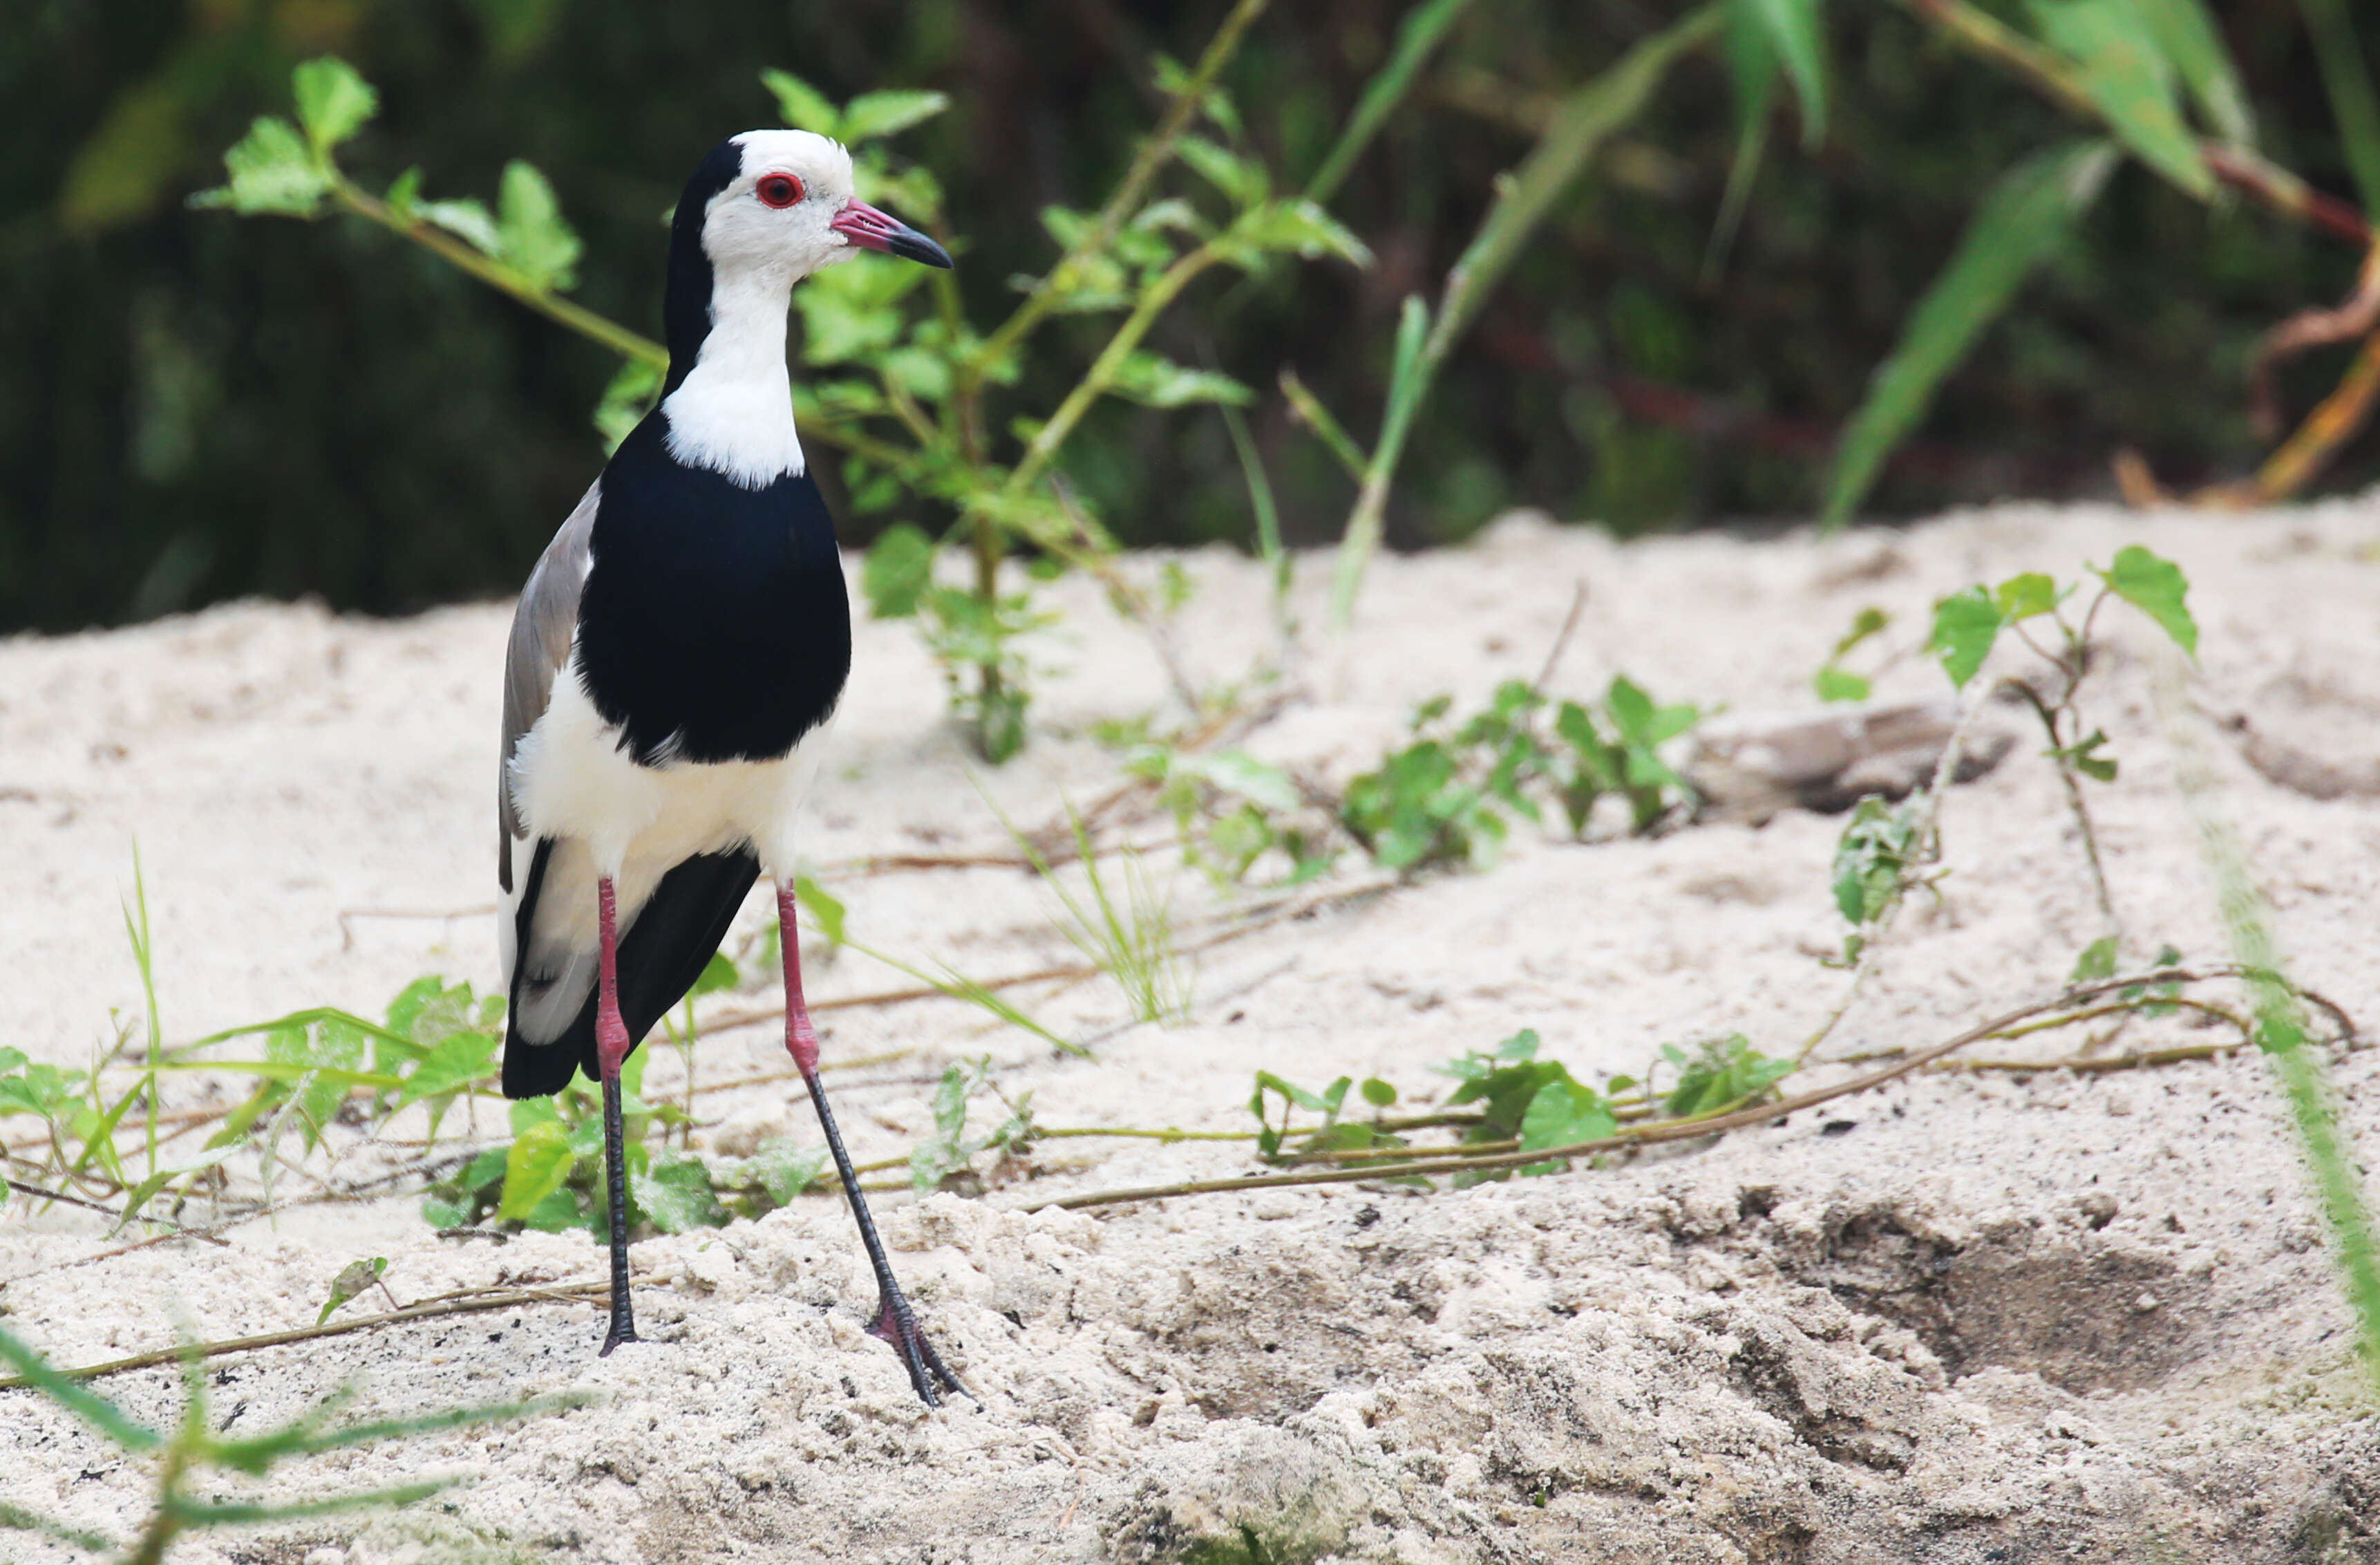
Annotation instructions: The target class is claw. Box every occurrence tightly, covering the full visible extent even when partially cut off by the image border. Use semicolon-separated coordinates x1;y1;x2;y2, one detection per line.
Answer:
869;1290;974;1408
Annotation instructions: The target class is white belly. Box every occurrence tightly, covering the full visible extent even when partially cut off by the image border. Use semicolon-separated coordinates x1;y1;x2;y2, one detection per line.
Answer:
498;653;831;1040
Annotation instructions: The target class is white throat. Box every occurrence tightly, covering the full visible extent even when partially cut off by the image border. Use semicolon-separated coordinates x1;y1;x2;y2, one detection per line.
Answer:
660;265;806;489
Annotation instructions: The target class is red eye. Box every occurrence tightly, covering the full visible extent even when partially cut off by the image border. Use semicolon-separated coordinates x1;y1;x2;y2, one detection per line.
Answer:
756;174;804;208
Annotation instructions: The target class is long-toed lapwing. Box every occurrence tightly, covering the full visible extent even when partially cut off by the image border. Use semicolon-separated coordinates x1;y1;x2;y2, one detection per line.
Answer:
498;130;963;1404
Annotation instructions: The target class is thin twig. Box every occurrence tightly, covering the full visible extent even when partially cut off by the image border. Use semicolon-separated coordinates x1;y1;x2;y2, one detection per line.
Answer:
1039;968;2349;1211
0;1280;651;1390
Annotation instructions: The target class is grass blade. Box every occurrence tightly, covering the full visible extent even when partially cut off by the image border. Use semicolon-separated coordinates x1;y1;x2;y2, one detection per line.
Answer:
1303;0;1484;205
0;1322;163;1450
1708;0;1780;277
2159;664;2380;1399
1278;367;1369;481
1736;0;1826;147
2135;0;2253;146
1330;5;1723;624
1219;400;1290;610
2300;0;2380;218
1822;140;2115;527
2027;0;2213;198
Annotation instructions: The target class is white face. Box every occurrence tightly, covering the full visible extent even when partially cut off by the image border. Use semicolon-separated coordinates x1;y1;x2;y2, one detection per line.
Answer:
699;129;860;282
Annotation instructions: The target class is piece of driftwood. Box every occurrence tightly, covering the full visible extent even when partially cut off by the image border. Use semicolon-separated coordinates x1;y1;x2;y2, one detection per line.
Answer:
1685;698;2016;821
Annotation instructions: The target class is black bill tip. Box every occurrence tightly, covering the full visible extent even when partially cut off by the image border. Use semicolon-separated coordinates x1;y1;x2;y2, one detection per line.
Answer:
887;225;954;270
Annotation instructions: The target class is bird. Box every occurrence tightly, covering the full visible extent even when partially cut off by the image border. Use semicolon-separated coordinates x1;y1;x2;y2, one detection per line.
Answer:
495;129;963;1405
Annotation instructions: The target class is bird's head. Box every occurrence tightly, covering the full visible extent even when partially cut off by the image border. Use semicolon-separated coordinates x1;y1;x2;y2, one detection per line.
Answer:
679;129;952;285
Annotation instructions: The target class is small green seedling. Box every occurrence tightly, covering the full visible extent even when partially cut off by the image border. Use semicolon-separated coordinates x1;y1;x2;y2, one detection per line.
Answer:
315;1257;395;1324
1925;543;2197;953
1813;606;1891;702
1341;677;1705;873
909;1058;1037;1192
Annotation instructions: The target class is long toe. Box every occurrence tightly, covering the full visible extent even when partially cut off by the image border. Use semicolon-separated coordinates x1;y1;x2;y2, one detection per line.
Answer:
868;1292;974;1408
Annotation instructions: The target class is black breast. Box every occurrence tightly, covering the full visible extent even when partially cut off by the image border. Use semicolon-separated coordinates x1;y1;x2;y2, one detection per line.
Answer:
574;414;851;765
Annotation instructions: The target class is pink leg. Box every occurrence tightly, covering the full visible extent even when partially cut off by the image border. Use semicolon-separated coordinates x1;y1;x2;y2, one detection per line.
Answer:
596;875;639;1356
779;883;969;1407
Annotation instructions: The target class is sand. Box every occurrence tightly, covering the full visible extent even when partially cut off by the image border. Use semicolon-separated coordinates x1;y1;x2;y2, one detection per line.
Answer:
3;500;2378;1564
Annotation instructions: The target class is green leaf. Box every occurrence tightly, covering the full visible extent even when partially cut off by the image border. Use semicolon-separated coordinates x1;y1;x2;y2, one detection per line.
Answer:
1177;137;1269;207
1814;667;1870;702
2093;543;2197;656
2028;0;2212;198
0;1323;161;1451
762;68;842;135
188;117;330;216
1108;352;1254;408
748;1138;827;1204
1518;1079;1617;1154
838;89;950;141
495;162;581;292
2070;935;2119;984
1993;571;2059;621
418;197;500;256
1822;140;2115;527
594;357;661;453
315;1256;388;1325
2133;0;2252;144
794;874;847;948
861;522;935;619
631;1152;726;1234
1222;200;1373;267
117;1145;240;1233
2300;0;2380;218
691;950;740;997
291;57;377;155
1303;0;1484;204
1359;1077;1398;1108
1929;588;2004;689
1735;0;1825;147
496;1121;575;1221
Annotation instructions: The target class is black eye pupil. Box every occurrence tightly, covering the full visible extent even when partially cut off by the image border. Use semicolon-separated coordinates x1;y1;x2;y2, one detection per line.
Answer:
760;176;800;206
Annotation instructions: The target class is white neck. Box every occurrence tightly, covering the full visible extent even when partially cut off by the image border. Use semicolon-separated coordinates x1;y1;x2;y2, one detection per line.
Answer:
661;265;806;489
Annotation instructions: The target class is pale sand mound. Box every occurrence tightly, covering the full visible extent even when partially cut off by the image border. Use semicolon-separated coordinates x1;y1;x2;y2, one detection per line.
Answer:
4;501;2379;1564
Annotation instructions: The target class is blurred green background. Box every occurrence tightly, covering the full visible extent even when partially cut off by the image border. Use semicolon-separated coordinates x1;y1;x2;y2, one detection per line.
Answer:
3;0;2370;633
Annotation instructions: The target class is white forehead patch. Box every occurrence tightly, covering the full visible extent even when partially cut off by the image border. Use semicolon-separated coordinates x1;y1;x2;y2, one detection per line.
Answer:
729;129;853;191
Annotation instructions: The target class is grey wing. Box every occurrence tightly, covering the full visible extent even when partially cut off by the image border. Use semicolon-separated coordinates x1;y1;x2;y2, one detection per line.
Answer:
498;479;600;892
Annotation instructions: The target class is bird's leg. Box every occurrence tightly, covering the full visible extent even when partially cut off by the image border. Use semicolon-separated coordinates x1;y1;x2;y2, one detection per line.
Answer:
596;874;639;1357
777;882;970;1407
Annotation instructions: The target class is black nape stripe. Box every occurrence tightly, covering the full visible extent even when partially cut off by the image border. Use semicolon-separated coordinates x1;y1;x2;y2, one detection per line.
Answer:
661;138;747;393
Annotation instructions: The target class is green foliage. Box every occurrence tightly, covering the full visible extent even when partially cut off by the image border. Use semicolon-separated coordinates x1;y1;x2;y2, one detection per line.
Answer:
1824;140;2116;526
315;1256;390;1325
1437;1029;1618;1180
908;1058;1037;1191
1022;807;1193;1025
2094;543;2198;657
1115;732;1332;888
1830;793;1927;962
1248;1071;1405;1161
0;1321;570;1562
2028;0;2212;198
1339;677;1704;873
1657;1033;1795;1116
1814;606;1889;702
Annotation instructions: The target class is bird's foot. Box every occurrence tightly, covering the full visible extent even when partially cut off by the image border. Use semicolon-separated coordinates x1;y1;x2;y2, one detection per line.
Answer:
599;1313;640;1358
868;1289;972;1408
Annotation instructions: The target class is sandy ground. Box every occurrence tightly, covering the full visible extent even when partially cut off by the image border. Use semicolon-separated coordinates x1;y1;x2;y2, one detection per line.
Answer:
4;500;2380;1564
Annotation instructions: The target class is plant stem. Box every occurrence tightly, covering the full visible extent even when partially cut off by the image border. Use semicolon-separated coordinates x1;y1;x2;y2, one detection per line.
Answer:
1898;0;2368;243
330;176;665;368
962;0;1270;394
122;1441;189;1565
1043;968;2327;1212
